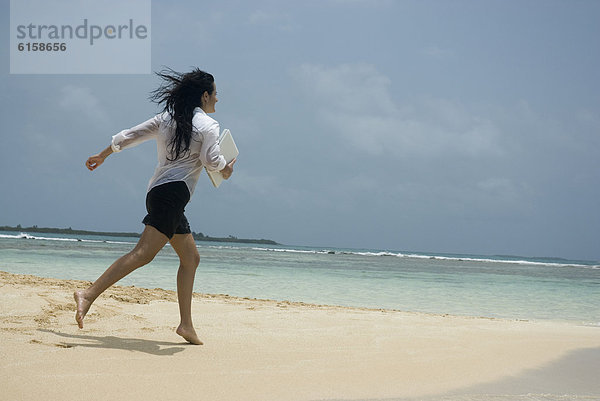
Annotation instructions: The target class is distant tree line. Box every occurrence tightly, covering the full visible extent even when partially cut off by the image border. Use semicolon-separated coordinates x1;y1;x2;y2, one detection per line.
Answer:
0;225;279;245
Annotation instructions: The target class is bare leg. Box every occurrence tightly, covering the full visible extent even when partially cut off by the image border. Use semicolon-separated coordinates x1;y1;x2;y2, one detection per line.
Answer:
170;233;203;345
74;225;169;328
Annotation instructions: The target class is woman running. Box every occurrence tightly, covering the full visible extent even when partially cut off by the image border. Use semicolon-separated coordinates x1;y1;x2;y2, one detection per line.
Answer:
74;68;236;345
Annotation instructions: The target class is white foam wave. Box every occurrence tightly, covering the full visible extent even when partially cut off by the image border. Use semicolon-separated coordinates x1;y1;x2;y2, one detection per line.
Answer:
199;244;598;269
0;232;134;245
0;232;79;241
415;255;599;269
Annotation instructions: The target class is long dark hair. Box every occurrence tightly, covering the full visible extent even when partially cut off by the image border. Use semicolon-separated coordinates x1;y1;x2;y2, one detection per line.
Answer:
149;67;215;161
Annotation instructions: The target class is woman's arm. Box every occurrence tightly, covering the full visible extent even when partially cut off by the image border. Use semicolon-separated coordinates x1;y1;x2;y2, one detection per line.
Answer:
111;115;161;153
86;145;113;171
198;121;227;172
86;115;162;171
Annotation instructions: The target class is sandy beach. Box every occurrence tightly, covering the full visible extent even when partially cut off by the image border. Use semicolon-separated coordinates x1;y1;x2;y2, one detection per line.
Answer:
0;270;599;401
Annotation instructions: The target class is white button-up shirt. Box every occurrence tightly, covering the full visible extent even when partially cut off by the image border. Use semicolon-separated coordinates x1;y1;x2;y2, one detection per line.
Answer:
111;107;226;197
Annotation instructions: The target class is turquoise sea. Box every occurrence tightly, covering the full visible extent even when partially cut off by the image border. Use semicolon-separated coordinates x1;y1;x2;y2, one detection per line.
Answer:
0;230;598;325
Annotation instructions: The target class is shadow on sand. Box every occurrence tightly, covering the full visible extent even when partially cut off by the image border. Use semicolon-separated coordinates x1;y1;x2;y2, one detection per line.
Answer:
38;329;189;356
324;347;600;401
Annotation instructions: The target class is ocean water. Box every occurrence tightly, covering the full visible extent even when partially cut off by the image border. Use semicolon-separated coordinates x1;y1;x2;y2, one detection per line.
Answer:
0;231;598;325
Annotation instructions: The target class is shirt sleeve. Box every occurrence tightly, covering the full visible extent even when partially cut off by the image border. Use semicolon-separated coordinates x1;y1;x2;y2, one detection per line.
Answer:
199;121;227;172
111;115;161;153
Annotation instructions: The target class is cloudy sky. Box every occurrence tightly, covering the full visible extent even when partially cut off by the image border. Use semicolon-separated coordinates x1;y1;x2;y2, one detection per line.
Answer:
1;0;599;260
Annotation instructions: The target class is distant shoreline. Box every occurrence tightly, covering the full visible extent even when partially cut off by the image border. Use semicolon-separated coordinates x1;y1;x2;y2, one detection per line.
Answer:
0;225;280;246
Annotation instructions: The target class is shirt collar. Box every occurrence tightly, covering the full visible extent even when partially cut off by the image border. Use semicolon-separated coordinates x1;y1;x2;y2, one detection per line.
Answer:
193;107;207;115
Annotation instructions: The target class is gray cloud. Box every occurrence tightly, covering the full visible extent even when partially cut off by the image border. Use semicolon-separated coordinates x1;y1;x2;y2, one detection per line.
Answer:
292;63;505;160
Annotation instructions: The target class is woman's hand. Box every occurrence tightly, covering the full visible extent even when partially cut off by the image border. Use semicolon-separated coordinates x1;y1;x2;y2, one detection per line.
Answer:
86;154;106;171
86;146;113;171
221;158;237;180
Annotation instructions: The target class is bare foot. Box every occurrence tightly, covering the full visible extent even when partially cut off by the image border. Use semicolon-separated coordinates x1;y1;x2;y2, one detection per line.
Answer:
74;290;92;329
176;324;203;345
